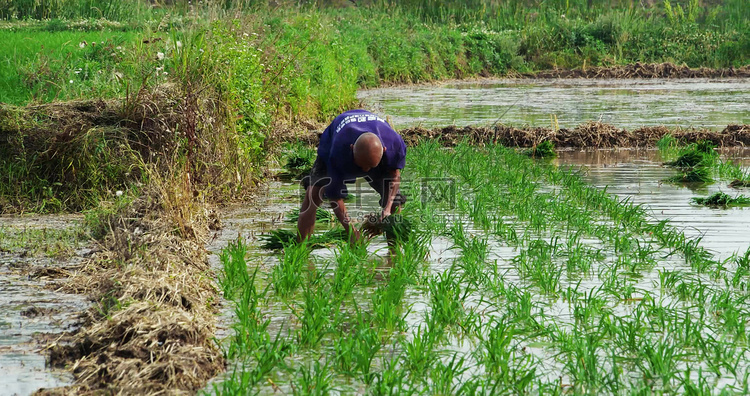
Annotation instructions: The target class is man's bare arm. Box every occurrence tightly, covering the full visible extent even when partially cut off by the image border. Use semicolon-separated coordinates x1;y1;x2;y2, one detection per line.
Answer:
331;198;361;242
381;168;401;219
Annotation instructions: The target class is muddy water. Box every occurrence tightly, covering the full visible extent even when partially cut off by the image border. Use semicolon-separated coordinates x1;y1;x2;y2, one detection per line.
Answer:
209;148;750;391
556;148;750;260
0;216;89;395
359;79;750;130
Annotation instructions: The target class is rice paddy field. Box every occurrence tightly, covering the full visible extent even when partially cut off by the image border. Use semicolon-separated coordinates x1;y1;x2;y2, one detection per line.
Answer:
205;89;750;394
2;0;750;394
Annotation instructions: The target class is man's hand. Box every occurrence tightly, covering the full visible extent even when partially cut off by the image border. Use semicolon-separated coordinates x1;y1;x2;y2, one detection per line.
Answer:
381;169;401;220
331;198;362;244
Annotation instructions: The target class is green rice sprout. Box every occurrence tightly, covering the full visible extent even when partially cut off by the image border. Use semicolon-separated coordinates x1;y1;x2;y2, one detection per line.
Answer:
285;207;334;223
523;140;556;159
656;134;679;151
664;166;713;183
691;192;750;207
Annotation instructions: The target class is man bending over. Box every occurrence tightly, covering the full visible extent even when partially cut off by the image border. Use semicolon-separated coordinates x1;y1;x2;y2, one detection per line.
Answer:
298;109;407;242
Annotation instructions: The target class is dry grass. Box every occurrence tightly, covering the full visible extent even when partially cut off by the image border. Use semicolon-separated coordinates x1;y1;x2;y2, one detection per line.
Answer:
529;62;750;79
39;173;224;395
398;123;750;148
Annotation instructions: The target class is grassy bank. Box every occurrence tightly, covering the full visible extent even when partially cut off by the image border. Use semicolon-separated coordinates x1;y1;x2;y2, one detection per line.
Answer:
2;0;749;107
3;1;748;212
1;0;749;394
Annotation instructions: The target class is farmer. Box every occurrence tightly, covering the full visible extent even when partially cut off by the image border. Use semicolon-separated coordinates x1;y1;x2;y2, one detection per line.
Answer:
298;109;407;242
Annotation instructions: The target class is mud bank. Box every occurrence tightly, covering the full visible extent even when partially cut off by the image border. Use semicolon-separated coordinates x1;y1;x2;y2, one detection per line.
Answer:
34;195;224;395
399;123;750;148
526;62;750;79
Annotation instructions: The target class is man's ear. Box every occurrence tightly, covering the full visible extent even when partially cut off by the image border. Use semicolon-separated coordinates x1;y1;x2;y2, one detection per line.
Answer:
383;146;387;152
350;144;354;151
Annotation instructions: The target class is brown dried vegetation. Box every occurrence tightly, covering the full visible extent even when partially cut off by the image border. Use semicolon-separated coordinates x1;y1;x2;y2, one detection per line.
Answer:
37;177;224;395
528;62;750;79
399;122;750;148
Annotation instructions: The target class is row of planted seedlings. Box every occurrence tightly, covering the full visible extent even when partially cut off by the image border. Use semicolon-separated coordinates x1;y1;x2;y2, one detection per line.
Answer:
210;174;483;394
403;140;750;393
210;139;750;394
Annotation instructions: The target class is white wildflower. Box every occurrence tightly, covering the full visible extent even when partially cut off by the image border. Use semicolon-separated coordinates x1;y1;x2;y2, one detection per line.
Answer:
116;190;123;197
156;52;165;60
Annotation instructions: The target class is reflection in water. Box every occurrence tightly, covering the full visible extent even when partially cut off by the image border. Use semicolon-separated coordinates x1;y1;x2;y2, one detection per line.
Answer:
359;78;750;130
557;148;750;260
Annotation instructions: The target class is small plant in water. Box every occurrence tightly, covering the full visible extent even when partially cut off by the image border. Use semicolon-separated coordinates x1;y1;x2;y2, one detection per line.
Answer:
664;165;713;184
523;140;556;158
692;191;750;207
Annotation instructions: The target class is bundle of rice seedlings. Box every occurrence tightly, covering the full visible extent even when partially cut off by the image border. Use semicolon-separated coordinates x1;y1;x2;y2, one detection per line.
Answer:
523;140;557;158
665;140;717;168
361;213;414;241
664;166;714;183
665;150;708;168
692;192;750;207
285;207;334;223
260;229;298;250
260;228;349;250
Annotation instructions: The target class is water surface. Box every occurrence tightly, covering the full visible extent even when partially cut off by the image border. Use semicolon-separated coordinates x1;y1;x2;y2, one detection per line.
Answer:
359;78;750;130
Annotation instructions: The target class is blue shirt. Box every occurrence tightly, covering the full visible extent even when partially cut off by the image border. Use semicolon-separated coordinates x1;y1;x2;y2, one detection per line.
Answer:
318;110;407;199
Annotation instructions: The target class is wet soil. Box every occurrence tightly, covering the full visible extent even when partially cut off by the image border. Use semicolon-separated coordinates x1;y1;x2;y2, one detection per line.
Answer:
556;148;750;260
0;215;90;396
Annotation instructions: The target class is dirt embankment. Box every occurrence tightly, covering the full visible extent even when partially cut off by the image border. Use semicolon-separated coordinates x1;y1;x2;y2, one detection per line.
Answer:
1;91;232;394
525;62;750;79
399;123;750;148
34;189;224;396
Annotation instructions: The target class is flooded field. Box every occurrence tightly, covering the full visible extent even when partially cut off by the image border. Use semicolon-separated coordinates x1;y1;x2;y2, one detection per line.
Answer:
0;216;89;395
208;140;750;393
359;79;750;130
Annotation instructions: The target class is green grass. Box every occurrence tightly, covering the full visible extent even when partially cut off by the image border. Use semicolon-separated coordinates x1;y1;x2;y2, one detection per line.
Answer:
0;224;85;257
0;30;141;104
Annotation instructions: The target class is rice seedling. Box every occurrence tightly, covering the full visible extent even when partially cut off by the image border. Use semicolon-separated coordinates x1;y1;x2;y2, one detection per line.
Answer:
523;140;557;159
281;149;316;181
285;207;334;223
295;284;336;348
428;353;468;395
369;355;413;396
271;241;310;298
291;360;334;396
664;165;714;184
333;312;383;384
426;267;470;332
401;325;439;378
692;191;750;207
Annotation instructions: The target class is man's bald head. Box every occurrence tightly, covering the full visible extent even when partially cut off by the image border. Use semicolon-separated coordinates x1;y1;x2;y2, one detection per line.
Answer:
352;132;385;172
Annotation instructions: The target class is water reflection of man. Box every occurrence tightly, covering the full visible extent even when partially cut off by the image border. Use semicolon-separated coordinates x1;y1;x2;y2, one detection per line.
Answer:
298;110;407;242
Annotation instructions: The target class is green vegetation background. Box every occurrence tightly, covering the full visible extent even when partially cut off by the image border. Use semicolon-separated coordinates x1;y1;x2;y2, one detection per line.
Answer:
0;0;748;211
